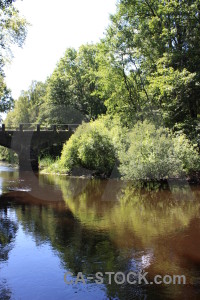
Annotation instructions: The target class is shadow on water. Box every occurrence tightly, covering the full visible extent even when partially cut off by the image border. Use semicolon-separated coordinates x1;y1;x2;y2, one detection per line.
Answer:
0;166;200;299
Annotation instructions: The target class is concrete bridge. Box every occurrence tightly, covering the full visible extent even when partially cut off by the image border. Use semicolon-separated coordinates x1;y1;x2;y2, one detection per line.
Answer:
0;123;79;171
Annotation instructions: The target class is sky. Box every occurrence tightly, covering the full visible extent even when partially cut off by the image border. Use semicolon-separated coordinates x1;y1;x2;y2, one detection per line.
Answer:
5;0;117;99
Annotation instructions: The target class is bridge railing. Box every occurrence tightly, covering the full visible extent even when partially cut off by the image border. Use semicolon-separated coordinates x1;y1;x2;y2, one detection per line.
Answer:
0;123;80;132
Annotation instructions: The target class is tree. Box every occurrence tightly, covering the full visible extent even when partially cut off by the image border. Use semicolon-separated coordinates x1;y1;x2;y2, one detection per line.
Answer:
5;93;30;127
98;0;200;131
5;80;46;127
0;75;13;111
39;44;106;124
0;0;28;112
96;39;144;127
28;80;47;123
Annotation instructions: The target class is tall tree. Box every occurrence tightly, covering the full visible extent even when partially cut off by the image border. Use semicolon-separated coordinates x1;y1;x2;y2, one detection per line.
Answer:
5;93;30;127
5;81;46;127
0;0;28;112
98;0;200;131
39;44;106;124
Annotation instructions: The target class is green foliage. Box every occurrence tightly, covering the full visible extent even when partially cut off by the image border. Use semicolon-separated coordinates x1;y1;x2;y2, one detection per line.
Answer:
59;117;122;175
39;44;106;124
147;56;198;132
0;0;28;112
6;0;200;136
3;0;200;181
97;0;200;130
96;39;144;127
0;146;18;164
0;75;13;112
39;156;56;170
5;94;30;127
7;45;107;126
37;103;84;126
119;121;200;181
5;81;46;127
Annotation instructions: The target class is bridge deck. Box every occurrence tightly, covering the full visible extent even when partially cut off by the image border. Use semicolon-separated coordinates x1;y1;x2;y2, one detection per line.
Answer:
0;123;80;133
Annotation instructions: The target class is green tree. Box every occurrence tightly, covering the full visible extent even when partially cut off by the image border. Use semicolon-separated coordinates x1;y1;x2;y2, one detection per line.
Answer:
98;0;200;131
0;0;28;112
0;75;13;112
28;80;47;123
5;80;46;127
5;93;30;127
39;44;106;124
96;36;145;127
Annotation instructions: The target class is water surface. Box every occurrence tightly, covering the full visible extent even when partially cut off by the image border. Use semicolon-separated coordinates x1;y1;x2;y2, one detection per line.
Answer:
0;165;200;299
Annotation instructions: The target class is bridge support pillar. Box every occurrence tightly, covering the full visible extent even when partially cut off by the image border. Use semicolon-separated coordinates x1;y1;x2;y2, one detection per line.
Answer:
18;148;39;172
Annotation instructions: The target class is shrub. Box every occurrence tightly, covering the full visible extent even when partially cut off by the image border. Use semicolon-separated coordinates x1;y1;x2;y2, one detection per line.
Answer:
39;156;56;170
119;121;200;181
59;117;121;175
0;146;18;164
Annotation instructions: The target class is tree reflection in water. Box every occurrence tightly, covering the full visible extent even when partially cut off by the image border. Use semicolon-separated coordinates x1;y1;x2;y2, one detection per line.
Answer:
1;174;200;299
0;201;17;300
40;175;200;298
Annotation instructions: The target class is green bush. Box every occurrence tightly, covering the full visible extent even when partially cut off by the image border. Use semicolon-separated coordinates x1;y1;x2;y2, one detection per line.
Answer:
39;156;56;170
119;121;200;181
0;146;18;164
59;117;121;175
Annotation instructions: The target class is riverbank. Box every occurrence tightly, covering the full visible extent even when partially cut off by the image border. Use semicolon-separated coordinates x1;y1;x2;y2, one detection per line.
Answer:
39;161;200;187
0;156;199;186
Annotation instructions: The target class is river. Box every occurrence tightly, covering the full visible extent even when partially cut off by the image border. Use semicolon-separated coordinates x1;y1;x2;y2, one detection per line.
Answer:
0;164;200;299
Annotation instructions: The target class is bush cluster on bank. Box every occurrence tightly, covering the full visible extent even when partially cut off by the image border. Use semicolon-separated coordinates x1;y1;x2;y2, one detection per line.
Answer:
42;118;200;181
119;121;200;181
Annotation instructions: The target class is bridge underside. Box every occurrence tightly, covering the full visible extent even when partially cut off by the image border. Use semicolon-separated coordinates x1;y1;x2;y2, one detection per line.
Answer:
18;148;39;171
0;130;73;171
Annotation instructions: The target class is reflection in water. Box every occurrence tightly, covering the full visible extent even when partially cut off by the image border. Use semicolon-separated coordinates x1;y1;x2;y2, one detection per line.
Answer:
0;199;17;300
0;166;200;299
0;165;18;197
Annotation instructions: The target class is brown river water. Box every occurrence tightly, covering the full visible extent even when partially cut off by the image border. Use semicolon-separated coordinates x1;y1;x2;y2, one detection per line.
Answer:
0;164;200;299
